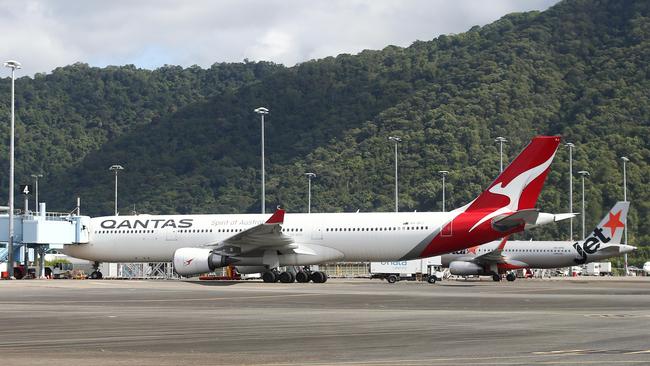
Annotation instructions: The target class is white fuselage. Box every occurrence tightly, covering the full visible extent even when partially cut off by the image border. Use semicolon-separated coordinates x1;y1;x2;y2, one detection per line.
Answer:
64;211;458;263
441;240;635;269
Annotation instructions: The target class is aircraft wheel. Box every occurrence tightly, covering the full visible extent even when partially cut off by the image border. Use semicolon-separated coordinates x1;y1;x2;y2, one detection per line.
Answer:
279;271;295;283
262;271;276;283
310;271;325;283
295;271;310;283
90;271;102;280
320;272;328;283
427;276;437;284
492;274;501;282
387;275;398;284
506;273;516;282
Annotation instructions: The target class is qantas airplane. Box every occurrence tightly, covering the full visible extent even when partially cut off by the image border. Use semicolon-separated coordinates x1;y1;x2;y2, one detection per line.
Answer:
441;201;634;281
64;136;566;283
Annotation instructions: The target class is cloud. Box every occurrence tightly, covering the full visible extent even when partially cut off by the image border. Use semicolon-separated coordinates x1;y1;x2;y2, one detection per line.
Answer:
0;0;559;76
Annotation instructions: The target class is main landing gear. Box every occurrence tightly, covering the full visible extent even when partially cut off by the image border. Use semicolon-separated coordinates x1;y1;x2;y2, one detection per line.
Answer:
492;272;517;282
89;261;103;279
262;267;327;284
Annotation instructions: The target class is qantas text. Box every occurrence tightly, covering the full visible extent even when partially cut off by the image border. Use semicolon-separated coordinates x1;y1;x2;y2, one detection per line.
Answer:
100;219;194;229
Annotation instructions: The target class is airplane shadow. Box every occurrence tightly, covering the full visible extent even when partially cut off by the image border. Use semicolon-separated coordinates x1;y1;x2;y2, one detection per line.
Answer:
184;280;258;287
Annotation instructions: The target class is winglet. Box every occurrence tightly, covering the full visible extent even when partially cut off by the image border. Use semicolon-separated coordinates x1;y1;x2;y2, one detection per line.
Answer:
497;236;509;251
266;208;285;224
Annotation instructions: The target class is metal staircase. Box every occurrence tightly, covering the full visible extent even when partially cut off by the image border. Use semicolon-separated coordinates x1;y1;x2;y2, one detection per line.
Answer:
0;245;7;262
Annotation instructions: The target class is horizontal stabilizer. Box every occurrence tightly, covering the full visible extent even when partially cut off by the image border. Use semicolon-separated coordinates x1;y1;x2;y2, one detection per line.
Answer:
551;213;576;222
598;244;636;255
491;209;539;232
525;212;577;229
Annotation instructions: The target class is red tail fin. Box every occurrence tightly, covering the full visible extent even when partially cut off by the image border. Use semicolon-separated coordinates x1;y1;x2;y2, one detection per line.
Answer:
465;136;560;213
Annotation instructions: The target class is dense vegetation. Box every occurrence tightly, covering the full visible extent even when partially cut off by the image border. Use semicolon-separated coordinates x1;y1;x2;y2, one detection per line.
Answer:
0;0;648;265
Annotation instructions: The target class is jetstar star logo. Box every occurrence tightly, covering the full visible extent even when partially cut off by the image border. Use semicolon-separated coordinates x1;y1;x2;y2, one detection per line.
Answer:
603;210;625;238
184;258;194;266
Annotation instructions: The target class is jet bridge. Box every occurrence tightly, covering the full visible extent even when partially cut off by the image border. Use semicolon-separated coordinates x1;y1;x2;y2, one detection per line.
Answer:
0;203;90;278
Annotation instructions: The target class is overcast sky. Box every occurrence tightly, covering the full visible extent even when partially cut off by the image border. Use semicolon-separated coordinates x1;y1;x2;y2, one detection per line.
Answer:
0;0;560;76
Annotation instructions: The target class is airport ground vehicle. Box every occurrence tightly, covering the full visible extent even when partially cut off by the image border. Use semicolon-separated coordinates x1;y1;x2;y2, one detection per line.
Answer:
370;257;443;283
584;262;612;276
63;137;565;282
44;250;94;279
0;263;30;279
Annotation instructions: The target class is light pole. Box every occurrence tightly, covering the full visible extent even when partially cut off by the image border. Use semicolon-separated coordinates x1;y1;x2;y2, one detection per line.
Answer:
254;107;269;214
31;174;43;214
388;136;402;212
577;170;589;239
565;142;575;241
495;137;507;172
439;170;449;212
5;59;21;279
305;172;316;213
621;156;629;275
109;165;124;215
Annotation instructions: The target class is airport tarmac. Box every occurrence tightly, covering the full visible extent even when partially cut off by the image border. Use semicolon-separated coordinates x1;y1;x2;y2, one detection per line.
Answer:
1;277;649;365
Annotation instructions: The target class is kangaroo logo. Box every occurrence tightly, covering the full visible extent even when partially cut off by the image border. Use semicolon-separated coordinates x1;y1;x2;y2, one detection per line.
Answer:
573;227;611;264
469;152;556;232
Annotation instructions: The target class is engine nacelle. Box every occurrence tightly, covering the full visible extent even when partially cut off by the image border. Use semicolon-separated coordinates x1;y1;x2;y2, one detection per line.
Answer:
449;261;485;276
173;248;236;276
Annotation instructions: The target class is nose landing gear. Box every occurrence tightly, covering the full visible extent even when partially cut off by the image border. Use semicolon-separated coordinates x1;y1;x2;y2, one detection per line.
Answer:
89;261;103;279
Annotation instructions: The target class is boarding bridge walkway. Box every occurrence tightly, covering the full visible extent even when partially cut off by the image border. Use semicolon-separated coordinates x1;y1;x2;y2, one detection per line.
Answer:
0;203;90;277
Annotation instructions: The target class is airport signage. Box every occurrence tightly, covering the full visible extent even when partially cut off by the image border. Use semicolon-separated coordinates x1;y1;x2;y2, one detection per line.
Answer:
20;184;33;195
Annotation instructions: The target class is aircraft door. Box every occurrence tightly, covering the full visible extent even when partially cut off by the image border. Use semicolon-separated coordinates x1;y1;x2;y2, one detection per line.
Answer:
311;226;323;240
441;221;453;237
166;229;178;241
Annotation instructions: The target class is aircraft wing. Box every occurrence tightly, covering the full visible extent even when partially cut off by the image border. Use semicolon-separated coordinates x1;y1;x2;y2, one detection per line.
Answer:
201;209;295;255
471;237;510;265
470;236;529;268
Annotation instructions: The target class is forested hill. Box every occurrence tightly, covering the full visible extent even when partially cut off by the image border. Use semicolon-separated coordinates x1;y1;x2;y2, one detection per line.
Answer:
0;0;648;260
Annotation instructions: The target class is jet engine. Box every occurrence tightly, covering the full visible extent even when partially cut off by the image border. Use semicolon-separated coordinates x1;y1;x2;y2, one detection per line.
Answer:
173;248;237;276
449;261;485;276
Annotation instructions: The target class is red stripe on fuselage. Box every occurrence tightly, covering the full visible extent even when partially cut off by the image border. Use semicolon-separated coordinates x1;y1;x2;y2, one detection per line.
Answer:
419;210;523;258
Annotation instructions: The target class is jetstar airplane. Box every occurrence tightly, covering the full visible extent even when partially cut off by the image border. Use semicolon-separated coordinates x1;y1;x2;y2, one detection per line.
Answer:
64;136;566;283
441;201;634;281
